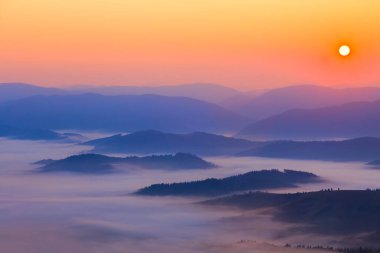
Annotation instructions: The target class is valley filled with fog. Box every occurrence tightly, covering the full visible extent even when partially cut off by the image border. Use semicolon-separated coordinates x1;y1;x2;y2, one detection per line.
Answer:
1;83;380;252
1;133;379;253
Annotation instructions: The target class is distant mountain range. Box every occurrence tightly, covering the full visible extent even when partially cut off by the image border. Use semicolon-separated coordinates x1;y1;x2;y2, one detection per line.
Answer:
36;153;215;173
84;130;257;155
205;190;380;245
0;82;244;104
237;99;380;139
228;85;380;121
5;83;380;139
0;93;247;133
0;83;66;102
136;169;319;196
7;82;380;120
73;83;244;104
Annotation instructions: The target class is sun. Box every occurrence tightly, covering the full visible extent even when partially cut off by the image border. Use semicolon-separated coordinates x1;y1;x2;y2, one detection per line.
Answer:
339;45;351;57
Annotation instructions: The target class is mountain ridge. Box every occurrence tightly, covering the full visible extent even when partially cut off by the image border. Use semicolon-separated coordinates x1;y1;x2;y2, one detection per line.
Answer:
136;169;320;196
37;152;216;173
84;130;258;155
237;99;380;139
230;85;380;121
0;93;248;133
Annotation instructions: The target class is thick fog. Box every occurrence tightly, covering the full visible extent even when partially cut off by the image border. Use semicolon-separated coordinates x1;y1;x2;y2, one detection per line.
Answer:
0;136;379;252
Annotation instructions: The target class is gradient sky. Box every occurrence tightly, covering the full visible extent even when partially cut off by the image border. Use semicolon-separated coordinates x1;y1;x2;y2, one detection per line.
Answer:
1;0;379;90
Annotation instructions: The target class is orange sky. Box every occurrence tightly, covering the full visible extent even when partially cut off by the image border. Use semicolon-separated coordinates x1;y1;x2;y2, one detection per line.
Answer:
0;0;379;90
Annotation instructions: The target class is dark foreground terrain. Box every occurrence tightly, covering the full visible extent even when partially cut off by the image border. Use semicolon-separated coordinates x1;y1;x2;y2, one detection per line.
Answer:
205;190;380;246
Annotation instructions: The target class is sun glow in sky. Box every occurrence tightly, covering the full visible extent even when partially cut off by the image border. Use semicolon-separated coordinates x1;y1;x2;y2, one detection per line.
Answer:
0;0;380;89
339;45;351;57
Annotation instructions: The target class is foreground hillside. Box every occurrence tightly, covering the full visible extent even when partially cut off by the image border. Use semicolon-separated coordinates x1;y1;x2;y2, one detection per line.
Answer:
205;190;380;246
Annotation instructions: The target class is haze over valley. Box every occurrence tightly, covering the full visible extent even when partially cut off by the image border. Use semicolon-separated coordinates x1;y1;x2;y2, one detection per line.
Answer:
1;82;380;252
2;1;380;251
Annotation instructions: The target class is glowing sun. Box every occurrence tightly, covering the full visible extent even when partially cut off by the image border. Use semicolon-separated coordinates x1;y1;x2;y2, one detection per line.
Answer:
339;45;351;57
